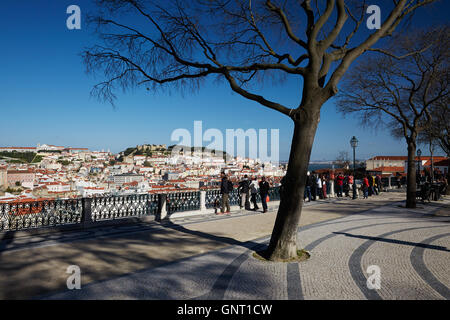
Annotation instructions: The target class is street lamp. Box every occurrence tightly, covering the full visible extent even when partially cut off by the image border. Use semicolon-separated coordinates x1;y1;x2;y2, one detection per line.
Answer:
417;148;422;184
350;136;358;199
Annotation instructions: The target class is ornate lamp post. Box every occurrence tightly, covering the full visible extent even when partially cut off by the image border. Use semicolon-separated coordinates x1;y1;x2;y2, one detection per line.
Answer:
350;136;358;199
417;148;422;184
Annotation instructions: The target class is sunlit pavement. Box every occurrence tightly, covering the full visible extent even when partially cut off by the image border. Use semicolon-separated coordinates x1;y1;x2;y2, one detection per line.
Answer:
0;191;448;299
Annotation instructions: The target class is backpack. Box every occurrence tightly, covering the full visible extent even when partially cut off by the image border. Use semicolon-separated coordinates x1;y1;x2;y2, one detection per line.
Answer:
227;180;234;192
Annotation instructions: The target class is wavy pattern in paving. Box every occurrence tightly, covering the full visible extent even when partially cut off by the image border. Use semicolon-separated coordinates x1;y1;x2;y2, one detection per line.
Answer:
36;195;450;300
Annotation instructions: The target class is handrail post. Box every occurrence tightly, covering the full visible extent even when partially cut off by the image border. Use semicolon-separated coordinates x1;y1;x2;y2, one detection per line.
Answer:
81;197;93;228
157;193;167;221
200;190;206;211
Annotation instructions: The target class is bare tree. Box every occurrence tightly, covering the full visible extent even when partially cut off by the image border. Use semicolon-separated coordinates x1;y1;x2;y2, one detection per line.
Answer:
84;0;439;260
418;98;450;183
336;26;449;208
333;151;350;169
419;99;450;155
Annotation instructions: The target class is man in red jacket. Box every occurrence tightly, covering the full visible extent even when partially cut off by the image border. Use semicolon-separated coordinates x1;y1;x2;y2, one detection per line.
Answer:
336;173;344;197
363;176;370;199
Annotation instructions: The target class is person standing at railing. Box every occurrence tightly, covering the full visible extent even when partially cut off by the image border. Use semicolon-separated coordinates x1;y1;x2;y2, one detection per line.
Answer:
336;173;344;197
259;176;270;213
326;173;331;198
363;175;370;199
238;175;251;210
250;177;259;211
371;174;378;195
395;173;401;188
220;172;231;214
316;174;323;199
310;172;317;201
375;174;382;193
304;171;312;202
367;173;374;196
348;174;354;198
321;174;328;199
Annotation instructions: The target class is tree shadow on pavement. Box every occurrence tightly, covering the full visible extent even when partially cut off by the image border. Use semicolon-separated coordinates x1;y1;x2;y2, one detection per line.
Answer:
160;219;263;251
0;230;15;253
0;219;268;299
333;231;450;252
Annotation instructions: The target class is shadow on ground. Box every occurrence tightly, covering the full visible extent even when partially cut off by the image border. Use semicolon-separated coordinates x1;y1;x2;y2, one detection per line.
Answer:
0;219;265;299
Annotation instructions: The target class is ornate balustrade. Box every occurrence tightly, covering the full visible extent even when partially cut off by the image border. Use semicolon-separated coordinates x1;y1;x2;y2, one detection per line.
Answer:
166;191;200;214
91;194;158;221
0;198;82;231
0;186;281;232
205;189;222;209
205;186;281;208
268;186;281;201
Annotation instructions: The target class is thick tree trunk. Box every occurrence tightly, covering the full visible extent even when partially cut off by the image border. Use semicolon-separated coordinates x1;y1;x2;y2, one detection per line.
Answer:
406;139;417;208
447;154;450;195
265;108;320;261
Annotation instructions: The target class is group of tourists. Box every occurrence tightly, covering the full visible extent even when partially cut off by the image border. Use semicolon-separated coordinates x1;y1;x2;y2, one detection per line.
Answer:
218;169;448;214
361;174;383;199
416;171;449;202
417;170;448;186
303;171;384;201
219;172;270;215
304;171;332;201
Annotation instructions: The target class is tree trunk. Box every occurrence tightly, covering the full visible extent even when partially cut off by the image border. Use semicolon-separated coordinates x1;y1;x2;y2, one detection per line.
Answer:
265;108;320;261
406;138;417;208
447;153;450;195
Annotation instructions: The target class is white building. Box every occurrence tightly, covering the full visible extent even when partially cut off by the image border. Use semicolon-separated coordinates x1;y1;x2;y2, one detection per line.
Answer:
109;173;144;184
46;182;71;193
82;187;107;197
134;155;147;165
37;144;65;152
366;156;407;170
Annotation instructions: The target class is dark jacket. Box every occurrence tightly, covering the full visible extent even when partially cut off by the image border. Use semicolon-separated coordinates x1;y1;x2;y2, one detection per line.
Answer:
306;174;311;186
221;177;230;194
259;181;270;195
310;175;316;188
375;175;381;186
239;179;250;193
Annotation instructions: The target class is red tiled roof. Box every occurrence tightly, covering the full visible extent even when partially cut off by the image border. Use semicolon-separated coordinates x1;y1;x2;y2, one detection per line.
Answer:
44;182;69;186
428;159;449;166
369;156;407;161
371;166;405;173
123;181;139;186
369;155;447;161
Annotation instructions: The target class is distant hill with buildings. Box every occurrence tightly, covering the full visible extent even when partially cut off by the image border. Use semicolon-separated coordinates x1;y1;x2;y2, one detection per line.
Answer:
120;144;231;159
121;144;168;157
167;145;231;158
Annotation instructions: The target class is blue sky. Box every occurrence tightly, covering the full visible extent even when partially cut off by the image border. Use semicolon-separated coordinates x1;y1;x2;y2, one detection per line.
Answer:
0;0;448;161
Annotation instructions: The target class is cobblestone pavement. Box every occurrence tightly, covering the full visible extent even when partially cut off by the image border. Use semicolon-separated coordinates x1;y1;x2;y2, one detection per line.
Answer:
41;195;450;300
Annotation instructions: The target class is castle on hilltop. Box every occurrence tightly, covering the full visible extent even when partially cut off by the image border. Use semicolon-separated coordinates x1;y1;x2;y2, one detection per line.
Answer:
136;144;167;152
